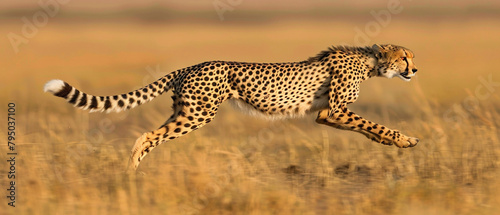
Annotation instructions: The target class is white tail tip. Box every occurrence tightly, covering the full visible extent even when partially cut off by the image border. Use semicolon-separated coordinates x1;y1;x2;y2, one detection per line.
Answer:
44;79;65;94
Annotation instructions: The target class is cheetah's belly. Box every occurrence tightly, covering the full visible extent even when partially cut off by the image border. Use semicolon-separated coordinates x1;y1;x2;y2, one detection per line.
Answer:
228;92;328;120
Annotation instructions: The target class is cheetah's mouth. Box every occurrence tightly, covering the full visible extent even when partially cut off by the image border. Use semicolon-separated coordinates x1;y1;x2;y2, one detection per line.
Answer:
398;71;412;82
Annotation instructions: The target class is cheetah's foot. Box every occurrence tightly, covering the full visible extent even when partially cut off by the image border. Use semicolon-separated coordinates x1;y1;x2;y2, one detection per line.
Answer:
127;133;149;172
392;131;419;148
366;130;418;148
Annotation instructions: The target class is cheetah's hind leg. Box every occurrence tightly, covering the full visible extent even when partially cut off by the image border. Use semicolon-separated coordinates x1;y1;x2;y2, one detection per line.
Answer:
127;109;217;171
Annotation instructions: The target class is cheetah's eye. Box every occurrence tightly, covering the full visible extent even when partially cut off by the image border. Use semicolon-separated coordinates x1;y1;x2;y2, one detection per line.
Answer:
400;57;406;61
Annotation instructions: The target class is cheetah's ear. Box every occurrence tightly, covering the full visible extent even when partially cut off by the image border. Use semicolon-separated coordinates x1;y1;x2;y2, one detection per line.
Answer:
372;44;386;53
372;44;385;58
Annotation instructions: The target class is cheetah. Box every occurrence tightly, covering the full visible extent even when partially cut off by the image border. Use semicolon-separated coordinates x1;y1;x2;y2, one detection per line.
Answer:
44;44;419;171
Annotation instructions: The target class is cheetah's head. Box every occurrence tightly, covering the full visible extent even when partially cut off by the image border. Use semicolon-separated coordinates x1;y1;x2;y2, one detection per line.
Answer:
372;44;418;82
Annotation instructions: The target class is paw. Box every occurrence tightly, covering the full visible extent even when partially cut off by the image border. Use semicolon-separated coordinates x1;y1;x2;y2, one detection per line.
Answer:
128;133;149;171
394;132;419;148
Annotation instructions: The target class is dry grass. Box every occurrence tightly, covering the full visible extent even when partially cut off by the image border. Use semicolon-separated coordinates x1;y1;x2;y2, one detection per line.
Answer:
1;15;500;215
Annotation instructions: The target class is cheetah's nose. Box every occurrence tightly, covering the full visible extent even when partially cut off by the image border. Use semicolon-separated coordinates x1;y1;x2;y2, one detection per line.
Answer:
412;68;418;73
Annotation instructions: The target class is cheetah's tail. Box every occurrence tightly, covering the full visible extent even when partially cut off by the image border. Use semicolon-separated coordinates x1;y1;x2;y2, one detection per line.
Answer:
43;71;179;113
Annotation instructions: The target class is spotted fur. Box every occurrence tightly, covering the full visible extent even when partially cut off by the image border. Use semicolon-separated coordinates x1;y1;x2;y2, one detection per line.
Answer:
45;44;419;171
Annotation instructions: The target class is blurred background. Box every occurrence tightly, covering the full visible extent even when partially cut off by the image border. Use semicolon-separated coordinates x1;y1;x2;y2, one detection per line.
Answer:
1;0;500;214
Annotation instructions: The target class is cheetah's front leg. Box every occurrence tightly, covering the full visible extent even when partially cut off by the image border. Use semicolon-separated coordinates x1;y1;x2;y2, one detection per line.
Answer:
316;108;418;148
